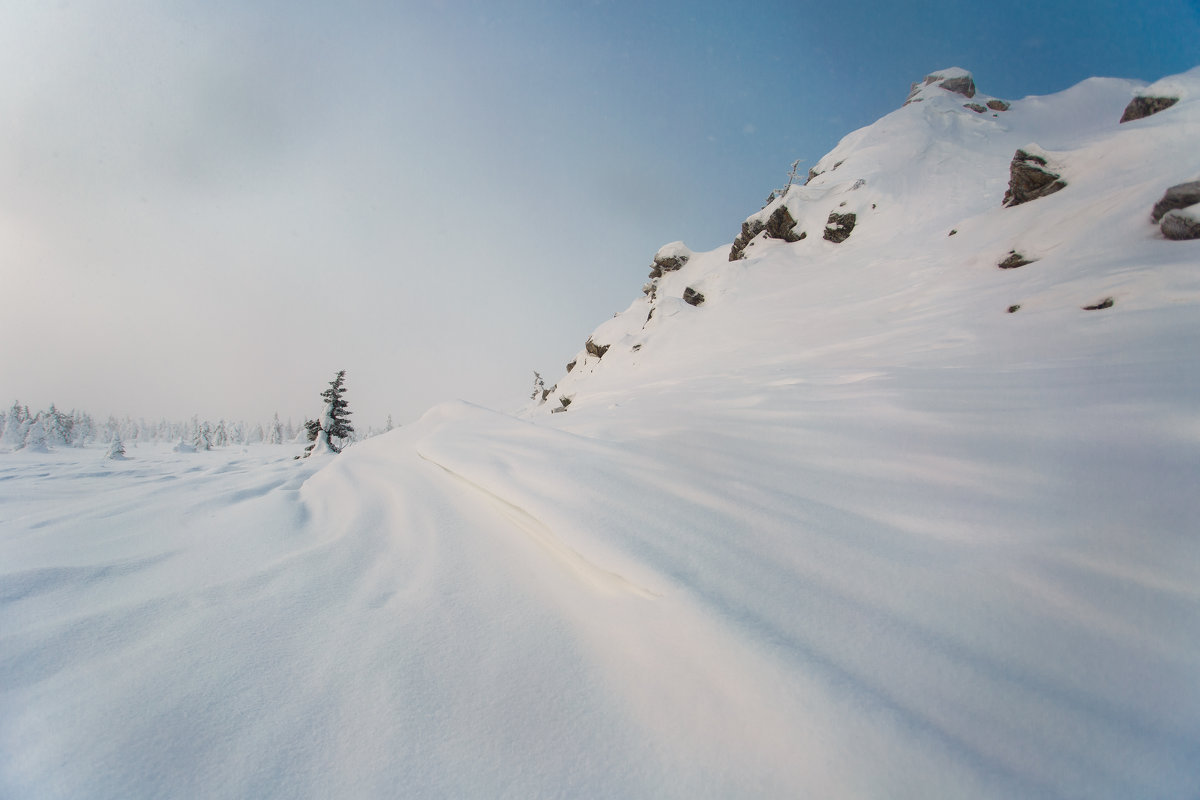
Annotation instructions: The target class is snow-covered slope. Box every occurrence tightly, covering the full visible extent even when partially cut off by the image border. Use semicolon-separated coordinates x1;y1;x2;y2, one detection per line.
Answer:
3;69;1199;799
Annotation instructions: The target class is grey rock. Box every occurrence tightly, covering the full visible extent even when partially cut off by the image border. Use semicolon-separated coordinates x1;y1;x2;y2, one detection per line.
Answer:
729;218;765;261
1151;182;1200;222
963;102;987;113
682;287;705;306
1161;209;1200;240
1082;298;1114;311
729;204;802;260
823;212;856;243
938;75;977;98
566;360;576;373
1003;149;1066;207
653;253;689;273
986;99;1010;111
585;338;609;359
764;204;803;242
998;251;1035;269
1007;305;1021;313
1120;96;1179;123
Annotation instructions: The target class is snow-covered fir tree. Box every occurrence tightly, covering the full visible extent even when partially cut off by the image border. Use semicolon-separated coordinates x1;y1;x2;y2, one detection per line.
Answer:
192;420;213;451
23;414;49;452
302;370;354;457
2;402;27;449
106;432;127;460
71;411;95;447
268;413;283;445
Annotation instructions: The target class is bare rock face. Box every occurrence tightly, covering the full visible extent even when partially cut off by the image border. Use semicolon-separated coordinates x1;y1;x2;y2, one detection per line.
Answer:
1150;182;1200;222
682;287;705;306
1120;96;1179;123
823;212;856;243
1161;208;1200;240
1003;148;1066;207
585;338;609;359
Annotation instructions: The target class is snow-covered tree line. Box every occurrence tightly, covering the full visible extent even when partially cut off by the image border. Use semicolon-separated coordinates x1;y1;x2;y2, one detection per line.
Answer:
0;401;396;453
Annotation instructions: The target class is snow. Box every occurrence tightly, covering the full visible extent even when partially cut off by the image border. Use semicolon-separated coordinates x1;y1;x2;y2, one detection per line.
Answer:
1134;65;1200;101
4;68;1200;798
653;240;694;261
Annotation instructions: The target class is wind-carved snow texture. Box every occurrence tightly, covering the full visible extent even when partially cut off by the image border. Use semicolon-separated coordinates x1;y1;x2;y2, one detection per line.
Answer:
3;67;1200;799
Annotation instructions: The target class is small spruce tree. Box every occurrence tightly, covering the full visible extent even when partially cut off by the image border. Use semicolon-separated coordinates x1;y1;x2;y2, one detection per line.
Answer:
107;433;127;460
302;370;354;457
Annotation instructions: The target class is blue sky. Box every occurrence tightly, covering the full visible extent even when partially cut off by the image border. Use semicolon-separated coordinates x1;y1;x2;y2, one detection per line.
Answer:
2;0;1197;428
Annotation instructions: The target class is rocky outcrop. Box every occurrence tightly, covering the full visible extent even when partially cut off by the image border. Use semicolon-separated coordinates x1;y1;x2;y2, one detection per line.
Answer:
729;219;765;261
764;205;802;242
1161;207;1200;240
1082;298;1114;311
964;103;986;113
905;70;977;105
998;251;1035;269
823;212;856;243
648;242;692;278
939;74;976;98
986;99;1010;112
1150;182;1200;222
1120;96;1179;123
682;287;705;306
1003;148;1066;207
729;204;804;260
585;338;609;359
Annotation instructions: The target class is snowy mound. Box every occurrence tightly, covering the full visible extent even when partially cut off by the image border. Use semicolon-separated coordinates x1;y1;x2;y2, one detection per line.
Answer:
539;67;1200;413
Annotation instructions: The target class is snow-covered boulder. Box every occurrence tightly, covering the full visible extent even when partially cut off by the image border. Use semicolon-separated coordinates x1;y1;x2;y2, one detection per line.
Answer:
903;67;976;104
1150;181;1200;222
1120;68;1198;122
648;241;692;278
1161;203;1200;240
729;201;804;260
1002;146;1066;207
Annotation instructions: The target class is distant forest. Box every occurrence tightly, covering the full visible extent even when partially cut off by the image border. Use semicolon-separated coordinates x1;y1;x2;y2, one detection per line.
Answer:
0;401;394;453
